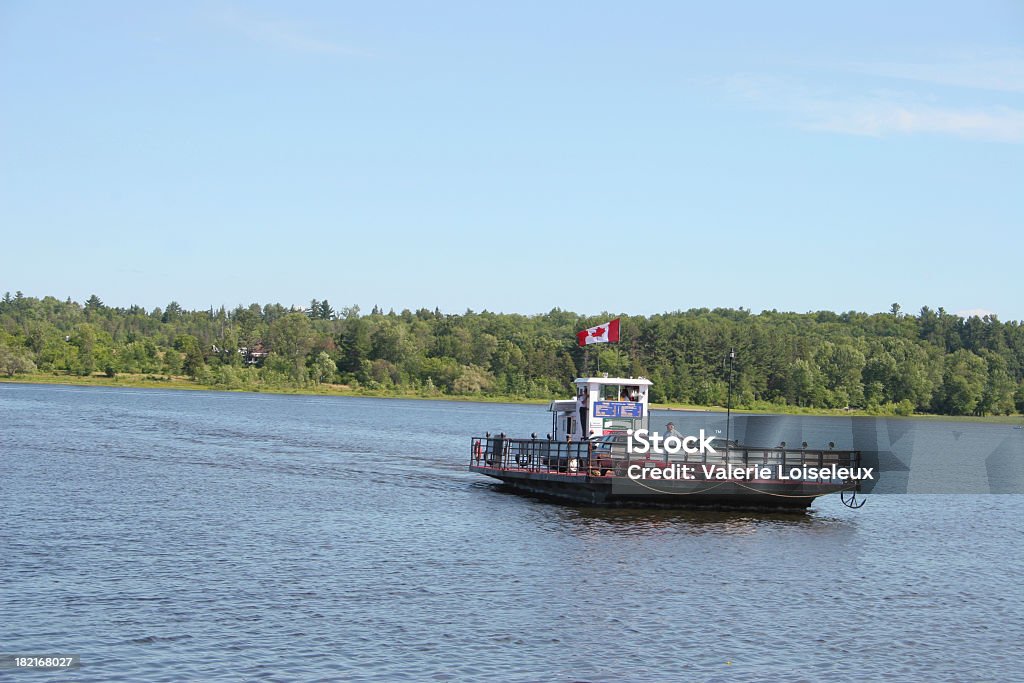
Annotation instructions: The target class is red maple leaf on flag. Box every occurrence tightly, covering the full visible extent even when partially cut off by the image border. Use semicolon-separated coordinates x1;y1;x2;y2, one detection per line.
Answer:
576;318;620;346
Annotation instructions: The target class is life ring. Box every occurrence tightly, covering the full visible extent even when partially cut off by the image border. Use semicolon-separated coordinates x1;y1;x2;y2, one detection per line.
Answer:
473;441;483;462
568;458;579;473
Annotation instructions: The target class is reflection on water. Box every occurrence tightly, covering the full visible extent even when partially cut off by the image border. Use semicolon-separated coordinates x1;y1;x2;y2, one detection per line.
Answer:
1;383;1021;682
489;484;855;536
563;505;853;532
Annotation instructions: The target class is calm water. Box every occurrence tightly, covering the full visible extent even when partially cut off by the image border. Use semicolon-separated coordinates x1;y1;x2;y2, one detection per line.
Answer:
2;384;1022;682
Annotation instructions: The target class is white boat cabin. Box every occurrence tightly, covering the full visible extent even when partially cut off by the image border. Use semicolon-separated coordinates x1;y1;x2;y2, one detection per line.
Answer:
548;376;652;441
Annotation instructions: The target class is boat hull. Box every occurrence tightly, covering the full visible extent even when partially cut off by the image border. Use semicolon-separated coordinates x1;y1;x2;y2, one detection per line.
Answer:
470;465;846;512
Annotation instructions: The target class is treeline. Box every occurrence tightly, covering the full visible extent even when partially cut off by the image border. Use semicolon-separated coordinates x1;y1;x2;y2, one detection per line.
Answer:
0;292;1022;416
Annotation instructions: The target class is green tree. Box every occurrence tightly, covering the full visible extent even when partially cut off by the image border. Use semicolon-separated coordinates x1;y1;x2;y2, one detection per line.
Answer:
174;334;206;378
883;339;937;408
318;300;334;320
370;321;409;364
816;341;865;407
84;294;105;319
453;364;495;394
786;359;824;407
0;344;37;376
311;351;336;384
70;323;97;376
163;347;183;374
268;313;315;379
338;317;372;373
162;301;183;323
978;350;1016;415
934;349;987;415
216;327;242;367
123;340;160;373
419;356;461;392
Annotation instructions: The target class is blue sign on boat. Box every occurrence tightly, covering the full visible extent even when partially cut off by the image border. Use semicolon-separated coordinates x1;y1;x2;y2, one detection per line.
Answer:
593;401;642;418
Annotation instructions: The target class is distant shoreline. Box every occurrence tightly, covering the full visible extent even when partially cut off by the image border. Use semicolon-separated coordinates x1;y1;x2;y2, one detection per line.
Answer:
3;373;1021;424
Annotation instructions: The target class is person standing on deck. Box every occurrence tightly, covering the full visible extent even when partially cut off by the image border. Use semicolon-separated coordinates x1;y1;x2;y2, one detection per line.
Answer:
578;387;589;440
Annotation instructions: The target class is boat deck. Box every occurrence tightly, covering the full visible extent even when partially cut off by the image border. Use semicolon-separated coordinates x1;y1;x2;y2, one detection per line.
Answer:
469;436;862;510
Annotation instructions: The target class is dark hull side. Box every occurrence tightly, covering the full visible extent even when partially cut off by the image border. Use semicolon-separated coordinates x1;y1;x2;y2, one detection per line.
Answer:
470;465;847;512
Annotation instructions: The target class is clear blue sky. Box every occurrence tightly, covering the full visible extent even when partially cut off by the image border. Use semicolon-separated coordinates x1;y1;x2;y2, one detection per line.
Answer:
2;1;1022;319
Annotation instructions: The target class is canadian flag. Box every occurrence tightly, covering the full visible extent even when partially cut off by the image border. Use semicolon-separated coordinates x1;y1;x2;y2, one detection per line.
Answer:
577;318;621;346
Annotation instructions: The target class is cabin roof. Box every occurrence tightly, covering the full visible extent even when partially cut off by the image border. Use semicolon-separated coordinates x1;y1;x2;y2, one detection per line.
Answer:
548;400;577;412
573;377;652;386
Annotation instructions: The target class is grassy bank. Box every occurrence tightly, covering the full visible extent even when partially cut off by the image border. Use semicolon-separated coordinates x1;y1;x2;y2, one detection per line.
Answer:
0;372;551;405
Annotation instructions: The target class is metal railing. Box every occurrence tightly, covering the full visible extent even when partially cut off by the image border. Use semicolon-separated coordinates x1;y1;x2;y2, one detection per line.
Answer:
470;436;595;474
470;436;860;481
717;446;860;470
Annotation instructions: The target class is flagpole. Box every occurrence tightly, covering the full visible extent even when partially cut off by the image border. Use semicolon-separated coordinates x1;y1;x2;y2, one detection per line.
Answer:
726;348;735;448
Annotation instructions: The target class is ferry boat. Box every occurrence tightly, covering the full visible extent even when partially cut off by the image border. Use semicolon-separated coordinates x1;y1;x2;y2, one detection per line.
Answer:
469;376;865;512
